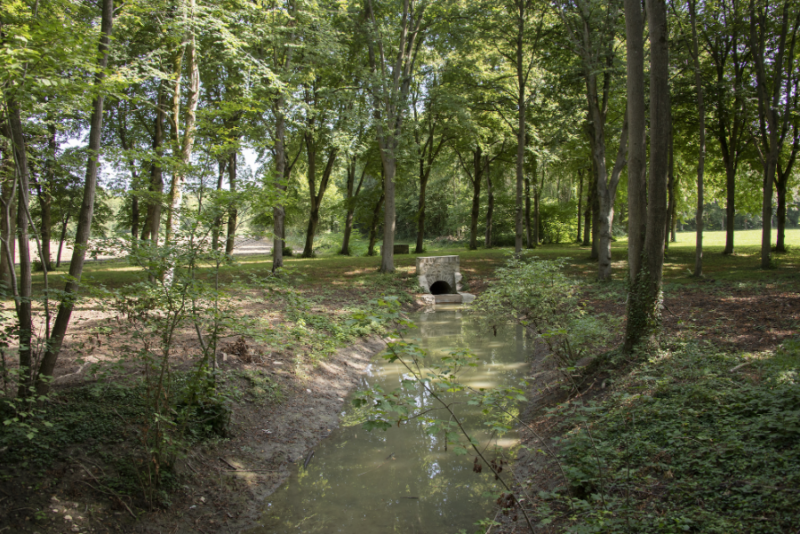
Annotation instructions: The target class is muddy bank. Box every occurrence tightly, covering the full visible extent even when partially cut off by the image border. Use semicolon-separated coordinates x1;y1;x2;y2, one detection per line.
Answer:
1;335;386;534
133;336;387;534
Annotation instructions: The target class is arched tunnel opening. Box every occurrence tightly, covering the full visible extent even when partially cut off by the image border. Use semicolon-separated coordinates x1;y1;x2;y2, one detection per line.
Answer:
429;280;452;295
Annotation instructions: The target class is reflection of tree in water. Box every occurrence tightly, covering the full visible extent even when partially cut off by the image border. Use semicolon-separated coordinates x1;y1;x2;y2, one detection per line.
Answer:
258;311;528;534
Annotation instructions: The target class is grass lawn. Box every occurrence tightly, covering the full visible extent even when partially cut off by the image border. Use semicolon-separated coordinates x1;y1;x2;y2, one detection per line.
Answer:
23;228;800;296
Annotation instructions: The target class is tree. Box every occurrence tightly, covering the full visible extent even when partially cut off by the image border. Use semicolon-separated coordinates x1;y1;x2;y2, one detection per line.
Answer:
362;0;429;272
749;0;800;268
625;0;671;351
701;0;752;255
689;0;707;276
36;0;115;393
557;0;629;281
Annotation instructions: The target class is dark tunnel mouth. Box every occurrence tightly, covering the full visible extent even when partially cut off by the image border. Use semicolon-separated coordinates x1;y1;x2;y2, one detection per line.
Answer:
429;280;452;295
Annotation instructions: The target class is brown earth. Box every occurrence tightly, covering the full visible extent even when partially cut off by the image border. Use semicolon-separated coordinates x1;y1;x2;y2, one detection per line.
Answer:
0;329;387;534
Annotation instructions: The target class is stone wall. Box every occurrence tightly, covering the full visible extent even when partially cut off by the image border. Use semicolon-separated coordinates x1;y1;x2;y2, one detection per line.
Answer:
416;255;462;294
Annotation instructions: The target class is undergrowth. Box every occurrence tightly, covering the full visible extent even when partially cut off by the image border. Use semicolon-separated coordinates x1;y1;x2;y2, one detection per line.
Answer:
540;337;800;533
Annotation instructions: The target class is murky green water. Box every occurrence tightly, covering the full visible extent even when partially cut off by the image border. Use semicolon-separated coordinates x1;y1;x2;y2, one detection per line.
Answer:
251;309;529;533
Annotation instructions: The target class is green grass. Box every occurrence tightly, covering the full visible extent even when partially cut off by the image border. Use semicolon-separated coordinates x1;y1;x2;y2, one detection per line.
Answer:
18;228;800;299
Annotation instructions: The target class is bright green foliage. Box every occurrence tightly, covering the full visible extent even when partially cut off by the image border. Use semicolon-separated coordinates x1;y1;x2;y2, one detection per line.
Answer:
472;254;618;375
545;340;800;533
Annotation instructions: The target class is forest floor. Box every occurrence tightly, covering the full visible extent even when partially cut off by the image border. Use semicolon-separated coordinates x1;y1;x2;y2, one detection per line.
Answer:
1;230;798;533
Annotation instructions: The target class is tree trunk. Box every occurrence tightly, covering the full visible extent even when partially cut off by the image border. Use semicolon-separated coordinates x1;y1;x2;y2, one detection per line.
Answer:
39;122;57;270
141;84;165;244
625;0;670;352
484;155;494;248
165;13;200;246
776;179;787;251
690;0;705;277
36;183;52;271
225;150;237;257
211;159;225;251
514;2;526;255
7;101;34;395
341;159;365;256
302;137;337;259
56;214;70;268
665;125;675;251
368;186;385;257
469;147;482;251
272;100;287;270
583;169;592;246
576;169;583;242
625;0;647;279
379;153;396;271
415;165;428;253
533;188;540;247
0;134;16;287
524;176;532;248
36;0;114;393
723;162;735;254
589;153;600;260
750;0;795;269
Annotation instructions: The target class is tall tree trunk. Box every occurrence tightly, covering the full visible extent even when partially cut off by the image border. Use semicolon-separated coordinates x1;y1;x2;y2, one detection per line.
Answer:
723;162;735;254
379;150;396;270
36;183;52;271
363;0;426;272
626;0;647;279
141;84;165;244
368;186;385;257
302;135;318;259
533;187;540;246
7;102;34;395
524;176;532;248
415;161;428;253
750;0;796;269
484;155;494;248
225;149;237;257
776;180;787;251
302;138;337;259
625;0;670;351
576;169;584;242
211;158;225;251
583;169;592;246
341;159;364;256
469;147;482;251
165;11;199;246
0;133;16;287
665;125;675;251
36;0;114;393
272;100;287;270
690;0;706;277
775;122;799;251
56;214;70;268
39;121;57;270
671;197;677;242
514;1;527;255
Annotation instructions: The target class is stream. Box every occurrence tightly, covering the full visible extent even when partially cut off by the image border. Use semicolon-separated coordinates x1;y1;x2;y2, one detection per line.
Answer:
248;308;530;533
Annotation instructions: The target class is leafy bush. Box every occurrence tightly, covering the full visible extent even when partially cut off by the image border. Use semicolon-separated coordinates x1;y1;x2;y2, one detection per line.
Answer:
471;254;617;377
539;199;578;244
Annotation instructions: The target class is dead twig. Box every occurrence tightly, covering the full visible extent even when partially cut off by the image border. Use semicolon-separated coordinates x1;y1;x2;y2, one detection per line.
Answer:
218;457;238;471
77;462;137;519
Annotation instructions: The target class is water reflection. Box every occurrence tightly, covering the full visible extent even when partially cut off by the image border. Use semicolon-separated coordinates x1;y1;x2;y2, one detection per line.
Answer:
249;310;529;534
